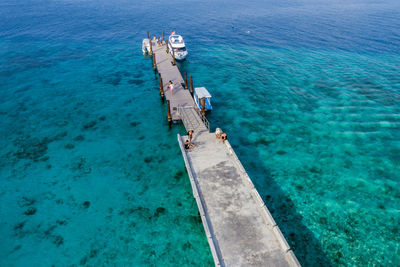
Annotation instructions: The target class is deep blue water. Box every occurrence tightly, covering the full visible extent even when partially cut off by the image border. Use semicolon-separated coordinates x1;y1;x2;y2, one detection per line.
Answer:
1;0;399;266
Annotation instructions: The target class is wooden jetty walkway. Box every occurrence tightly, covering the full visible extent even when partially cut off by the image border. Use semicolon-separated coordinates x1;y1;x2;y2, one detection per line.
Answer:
148;34;300;266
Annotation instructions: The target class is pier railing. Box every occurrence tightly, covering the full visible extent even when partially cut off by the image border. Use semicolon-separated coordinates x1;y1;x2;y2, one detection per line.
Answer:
178;106;210;132
195;106;210;131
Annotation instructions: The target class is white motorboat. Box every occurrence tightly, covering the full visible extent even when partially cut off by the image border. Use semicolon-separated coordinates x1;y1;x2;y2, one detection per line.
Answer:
168;34;188;61
142;38;151;54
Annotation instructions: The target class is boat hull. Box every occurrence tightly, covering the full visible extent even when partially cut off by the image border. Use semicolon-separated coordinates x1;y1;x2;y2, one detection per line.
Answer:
168;46;188;61
142;38;151;55
174;53;187;61
194;96;212;111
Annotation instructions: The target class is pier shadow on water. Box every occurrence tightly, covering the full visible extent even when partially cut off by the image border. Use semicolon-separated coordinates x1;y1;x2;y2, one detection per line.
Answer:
230;138;332;267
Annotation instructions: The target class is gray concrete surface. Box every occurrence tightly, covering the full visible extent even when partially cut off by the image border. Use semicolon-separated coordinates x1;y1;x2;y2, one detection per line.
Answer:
178;132;300;266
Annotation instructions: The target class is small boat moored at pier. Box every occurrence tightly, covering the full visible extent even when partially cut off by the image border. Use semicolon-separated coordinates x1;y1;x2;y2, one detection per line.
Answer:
142;38;151;54
194;87;212;111
168;33;188;61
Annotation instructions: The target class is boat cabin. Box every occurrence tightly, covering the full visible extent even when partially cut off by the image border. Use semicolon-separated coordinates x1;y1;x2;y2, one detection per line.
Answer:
168;34;188;60
194;87;212;111
169;35;184;45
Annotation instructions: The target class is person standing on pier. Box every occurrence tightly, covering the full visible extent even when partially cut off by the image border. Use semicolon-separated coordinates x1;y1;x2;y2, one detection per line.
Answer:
168;80;174;94
188;130;194;146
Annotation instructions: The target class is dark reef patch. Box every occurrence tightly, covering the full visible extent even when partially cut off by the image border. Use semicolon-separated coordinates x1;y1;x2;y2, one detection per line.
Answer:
121;206;152;220
89;249;98;258
71;157;91;174
174;170;184;180
13;131;70;161
52;235;64;246
11;244;22;253
130;121;141;127
80;256;88;265
128;79;144;85
144;157;152;163
83;121;97;130
65;143;75;149
188;215;202;224
310;166;321;174
14;221;26;231
257;137;275;146
24;207;37;215
99;115;106;121
154;207;166;217
53;131;68;141
82;201;91;209
105;71;129;86
18;197;35;207
44;225;56;236
56;219;67;225
295;184;304;191
182;241;192;251
15;138;49;161
40;155;50;161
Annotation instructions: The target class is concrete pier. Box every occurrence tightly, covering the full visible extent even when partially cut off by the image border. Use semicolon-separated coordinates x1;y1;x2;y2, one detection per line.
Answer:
148;37;300;266
178;132;299;266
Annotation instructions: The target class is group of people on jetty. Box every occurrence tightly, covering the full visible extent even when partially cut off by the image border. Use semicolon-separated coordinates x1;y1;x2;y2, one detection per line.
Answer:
152;36;164;46
184;128;227;150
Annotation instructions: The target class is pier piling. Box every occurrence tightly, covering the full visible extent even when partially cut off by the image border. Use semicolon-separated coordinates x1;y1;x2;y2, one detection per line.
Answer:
172;49;176;65
200;97;206;116
147;31;149;39
167;100;172;126
149;38;153;55
190;75;194;96
153;54;157;73
159;73;164;99
162;30;164;43
184;72;188;89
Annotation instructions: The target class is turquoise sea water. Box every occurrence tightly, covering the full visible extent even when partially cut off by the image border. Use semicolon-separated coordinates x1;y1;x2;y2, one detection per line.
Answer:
1;0;400;266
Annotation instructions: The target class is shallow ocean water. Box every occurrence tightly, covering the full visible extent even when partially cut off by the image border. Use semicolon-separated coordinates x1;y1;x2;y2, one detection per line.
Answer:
1;0;400;266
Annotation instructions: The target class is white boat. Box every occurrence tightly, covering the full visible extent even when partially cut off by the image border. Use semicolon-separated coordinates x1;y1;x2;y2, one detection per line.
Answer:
194;87;212;111
142;38;151;54
168;34;188;61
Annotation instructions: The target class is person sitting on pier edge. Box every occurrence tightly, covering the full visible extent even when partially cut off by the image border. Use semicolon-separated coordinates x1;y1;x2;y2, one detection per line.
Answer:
215;128;222;139
184;139;195;149
168;80;174;94
220;132;227;143
188;130;194;145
